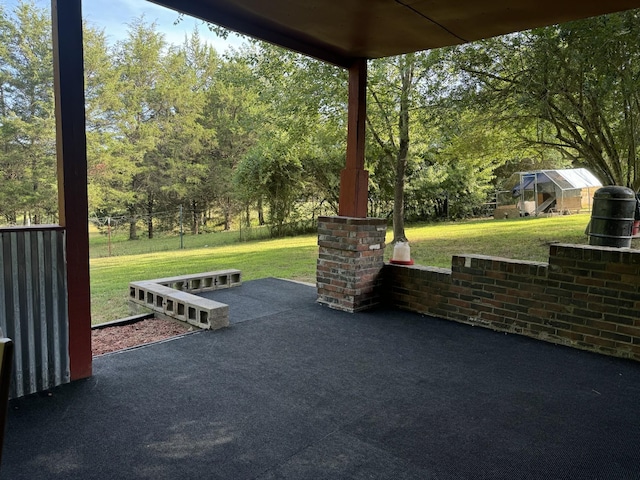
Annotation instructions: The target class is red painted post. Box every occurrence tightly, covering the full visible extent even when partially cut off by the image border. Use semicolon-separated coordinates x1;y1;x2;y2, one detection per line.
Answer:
51;0;92;380
339;58;369;218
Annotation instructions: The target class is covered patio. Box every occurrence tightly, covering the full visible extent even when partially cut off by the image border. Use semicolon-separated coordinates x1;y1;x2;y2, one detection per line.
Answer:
41;0;624;382
1;0;640;454
4;278;640;479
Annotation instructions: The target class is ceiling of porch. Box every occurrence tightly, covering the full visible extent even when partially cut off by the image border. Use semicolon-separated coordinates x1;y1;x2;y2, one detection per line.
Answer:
149;0;640;66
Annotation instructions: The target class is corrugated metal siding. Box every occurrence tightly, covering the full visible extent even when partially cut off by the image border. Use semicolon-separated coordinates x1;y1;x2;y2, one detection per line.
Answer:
0;228;70;398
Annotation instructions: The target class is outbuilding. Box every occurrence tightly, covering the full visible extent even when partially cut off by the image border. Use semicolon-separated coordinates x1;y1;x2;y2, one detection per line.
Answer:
496;168;602;218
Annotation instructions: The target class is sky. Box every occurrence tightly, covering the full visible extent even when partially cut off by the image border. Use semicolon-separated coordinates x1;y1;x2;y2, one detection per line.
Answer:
3;0;244;51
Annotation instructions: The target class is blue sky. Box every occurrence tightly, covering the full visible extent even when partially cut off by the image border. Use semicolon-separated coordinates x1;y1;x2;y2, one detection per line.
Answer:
3;0;243;51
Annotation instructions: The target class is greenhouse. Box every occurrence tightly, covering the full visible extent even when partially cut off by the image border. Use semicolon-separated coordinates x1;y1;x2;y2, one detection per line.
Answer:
495;168;602;218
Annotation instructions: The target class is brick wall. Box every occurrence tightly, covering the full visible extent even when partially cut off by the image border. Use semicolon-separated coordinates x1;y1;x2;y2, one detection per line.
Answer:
317;216;387;312
384;243;640;361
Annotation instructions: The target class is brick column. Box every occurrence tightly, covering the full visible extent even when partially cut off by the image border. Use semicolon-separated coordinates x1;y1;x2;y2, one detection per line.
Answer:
317;216;387;312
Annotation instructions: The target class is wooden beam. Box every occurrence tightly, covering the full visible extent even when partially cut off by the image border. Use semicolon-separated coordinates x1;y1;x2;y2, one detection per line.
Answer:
339;58;369;217
51;0;92;380
149;0;354;68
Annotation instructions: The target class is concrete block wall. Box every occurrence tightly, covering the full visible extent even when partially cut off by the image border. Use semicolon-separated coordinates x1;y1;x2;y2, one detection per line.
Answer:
152;269;242;293
384;244;640;361
317;216;387;312
129;270;241;330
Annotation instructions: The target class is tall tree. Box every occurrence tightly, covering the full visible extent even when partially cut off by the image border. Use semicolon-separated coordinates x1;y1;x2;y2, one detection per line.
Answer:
175;31;219;234
111;18;180;239
367;52;437;241
234;42;347;230
84;23;128;223
0;1;56;224
452;9;640;190
200;55;263;230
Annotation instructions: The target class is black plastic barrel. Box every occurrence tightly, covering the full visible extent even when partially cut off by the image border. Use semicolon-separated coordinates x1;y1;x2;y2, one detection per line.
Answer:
588;186;636;248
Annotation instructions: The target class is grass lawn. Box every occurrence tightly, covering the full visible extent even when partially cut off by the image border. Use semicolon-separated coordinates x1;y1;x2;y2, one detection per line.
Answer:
405;214;593;266
90;213;639;324
89;224;275;258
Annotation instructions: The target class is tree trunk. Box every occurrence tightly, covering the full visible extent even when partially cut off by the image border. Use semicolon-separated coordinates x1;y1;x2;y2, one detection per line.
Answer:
245;204;251;227
223;197;231;230
258;197;265;225
147;200;154;239
129;219;137;240
191;200;199;235
31;153;39;225
392;54;413;243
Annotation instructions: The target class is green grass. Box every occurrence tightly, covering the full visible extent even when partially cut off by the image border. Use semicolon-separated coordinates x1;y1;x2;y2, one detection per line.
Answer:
405;214;602;267
89;224;276;258
90;213;640;324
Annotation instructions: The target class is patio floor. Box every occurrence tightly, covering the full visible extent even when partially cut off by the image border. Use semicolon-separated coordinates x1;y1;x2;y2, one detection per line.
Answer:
3;278;640;479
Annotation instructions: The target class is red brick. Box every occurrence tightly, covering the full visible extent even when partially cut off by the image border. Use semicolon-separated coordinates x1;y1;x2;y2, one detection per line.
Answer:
600;330;632;344
381;245;640;363
591;270;623;281
581;335;616;348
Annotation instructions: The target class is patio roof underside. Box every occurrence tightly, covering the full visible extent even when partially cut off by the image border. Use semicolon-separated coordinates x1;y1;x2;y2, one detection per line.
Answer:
150;0;640;67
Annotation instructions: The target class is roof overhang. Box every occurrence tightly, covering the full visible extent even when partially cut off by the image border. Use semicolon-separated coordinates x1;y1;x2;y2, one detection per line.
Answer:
149;0;640;67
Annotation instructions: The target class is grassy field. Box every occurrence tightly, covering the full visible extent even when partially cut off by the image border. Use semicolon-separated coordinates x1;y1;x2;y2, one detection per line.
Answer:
406;214;590;266
89;224;276;258
90;213;639;324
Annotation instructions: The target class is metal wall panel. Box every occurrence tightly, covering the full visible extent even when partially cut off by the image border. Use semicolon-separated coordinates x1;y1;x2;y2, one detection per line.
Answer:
0;228;70;398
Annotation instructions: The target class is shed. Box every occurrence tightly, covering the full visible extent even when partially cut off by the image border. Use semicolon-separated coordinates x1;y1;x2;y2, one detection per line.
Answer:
496;168;602;218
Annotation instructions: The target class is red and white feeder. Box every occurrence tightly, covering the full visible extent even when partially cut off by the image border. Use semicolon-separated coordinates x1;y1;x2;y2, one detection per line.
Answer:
390;241;414;265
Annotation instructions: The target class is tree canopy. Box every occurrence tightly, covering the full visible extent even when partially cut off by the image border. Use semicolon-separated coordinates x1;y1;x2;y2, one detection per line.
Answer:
450;9;640;190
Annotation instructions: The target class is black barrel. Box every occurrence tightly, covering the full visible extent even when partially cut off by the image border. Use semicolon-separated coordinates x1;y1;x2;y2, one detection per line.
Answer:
588;186;636;247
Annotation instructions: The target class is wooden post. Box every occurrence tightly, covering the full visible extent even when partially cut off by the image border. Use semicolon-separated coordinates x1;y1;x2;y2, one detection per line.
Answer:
338;58;369;218
51;0;92;380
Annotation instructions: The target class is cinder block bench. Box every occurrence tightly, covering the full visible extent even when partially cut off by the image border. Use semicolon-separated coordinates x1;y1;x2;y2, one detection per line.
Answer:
128;270;241;330
150;269;242;292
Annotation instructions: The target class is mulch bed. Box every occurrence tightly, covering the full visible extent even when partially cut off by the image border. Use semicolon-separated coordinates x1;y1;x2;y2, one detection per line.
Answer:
92;318;193;356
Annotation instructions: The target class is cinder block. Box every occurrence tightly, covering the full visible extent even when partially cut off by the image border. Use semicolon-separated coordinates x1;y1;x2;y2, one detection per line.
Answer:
128;269;241;331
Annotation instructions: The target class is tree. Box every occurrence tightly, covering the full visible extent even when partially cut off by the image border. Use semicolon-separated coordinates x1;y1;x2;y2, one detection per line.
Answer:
174;31;219;234
452;9;640;190
200;55;263;231
234;42;348;230
235;133;305;236
0;1;56;224
412;109;518;219
111;18;203;239
367;52;440;241
84;22;129;224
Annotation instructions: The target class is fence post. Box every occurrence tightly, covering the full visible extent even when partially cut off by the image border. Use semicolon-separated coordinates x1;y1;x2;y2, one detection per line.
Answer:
179;205;184;249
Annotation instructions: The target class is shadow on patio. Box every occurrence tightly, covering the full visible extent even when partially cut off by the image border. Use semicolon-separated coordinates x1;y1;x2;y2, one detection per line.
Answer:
3;278;639;479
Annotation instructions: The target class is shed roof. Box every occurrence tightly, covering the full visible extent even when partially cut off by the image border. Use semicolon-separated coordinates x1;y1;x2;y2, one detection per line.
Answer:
508;168;602;194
